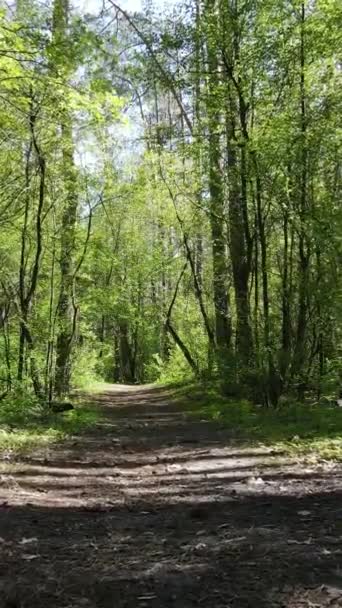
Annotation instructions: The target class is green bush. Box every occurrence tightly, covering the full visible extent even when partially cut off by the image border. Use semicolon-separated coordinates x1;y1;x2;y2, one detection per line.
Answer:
158;347;196;384
71;343;103;389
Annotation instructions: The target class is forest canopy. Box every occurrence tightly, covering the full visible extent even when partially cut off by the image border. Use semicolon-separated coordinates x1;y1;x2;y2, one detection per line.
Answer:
0;0;341;406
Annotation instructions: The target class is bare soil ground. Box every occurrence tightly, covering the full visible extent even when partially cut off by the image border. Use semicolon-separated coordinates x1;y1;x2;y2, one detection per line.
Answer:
0;385;342;608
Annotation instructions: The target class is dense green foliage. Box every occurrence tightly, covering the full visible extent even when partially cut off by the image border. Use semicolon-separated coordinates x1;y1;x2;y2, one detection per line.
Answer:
0;0;341;408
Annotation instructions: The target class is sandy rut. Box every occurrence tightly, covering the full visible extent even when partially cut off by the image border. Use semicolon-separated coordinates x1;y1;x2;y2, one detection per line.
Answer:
0;384;342;607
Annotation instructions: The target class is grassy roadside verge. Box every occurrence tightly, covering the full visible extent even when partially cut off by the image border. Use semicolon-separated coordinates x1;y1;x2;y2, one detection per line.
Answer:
0;392;101;454
180;385;342;461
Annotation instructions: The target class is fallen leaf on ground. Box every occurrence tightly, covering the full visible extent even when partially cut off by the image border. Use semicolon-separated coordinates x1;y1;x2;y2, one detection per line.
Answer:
248;477;265;485
223;536;247;544
287;538;312;545
19;537;38;545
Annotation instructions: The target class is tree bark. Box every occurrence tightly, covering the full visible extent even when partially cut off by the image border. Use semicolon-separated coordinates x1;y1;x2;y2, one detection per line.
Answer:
17;99;45;398
291;2;310;387
52;0;79;396
204;0;232;352
221;3;253;365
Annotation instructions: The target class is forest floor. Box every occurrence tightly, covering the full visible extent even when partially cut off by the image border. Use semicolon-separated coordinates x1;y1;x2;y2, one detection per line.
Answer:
0;384;342;608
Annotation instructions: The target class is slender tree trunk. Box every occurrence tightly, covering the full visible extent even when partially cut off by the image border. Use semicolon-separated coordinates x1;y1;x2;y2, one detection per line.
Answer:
17;100;45;398
292;2;310;387
280;209;291;383
113;331;120;382
98;315;106;359
118;320;134;383
193;0;205;300
2;312;12;392
226;112;252;364
253;209;260;362
254;157;280;404
205;0;232;352
54;121;78;395
17;323;26;383
45;223;57;402
52;0;79;395
17;142;32;382
24;325;43;398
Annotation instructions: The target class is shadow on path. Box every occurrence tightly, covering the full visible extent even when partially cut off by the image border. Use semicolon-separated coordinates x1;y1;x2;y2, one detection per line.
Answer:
0;384;342;608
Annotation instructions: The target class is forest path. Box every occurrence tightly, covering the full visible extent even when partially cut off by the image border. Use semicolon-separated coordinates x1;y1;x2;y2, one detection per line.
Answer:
0;384;342;608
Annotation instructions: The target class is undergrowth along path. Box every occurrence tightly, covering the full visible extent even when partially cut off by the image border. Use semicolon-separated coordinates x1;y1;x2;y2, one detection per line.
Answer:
0;384;342;608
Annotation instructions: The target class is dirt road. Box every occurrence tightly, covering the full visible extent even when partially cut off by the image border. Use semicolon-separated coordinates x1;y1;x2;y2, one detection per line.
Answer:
0;385;342;607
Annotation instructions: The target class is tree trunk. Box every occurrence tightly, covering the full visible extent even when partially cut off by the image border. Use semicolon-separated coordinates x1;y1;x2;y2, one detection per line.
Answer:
204;0;232;353
280;209;291;383
118;320;134;383
17;99;45;398
52;0;79;396
291;2;310;388
221;3;253;365
226;113;252;364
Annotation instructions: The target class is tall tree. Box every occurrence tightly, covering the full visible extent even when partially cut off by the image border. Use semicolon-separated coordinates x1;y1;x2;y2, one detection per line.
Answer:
52;0;79;396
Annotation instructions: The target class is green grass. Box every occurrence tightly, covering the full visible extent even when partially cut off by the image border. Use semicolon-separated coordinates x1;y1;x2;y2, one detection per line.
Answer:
2;383;341;461
0;393;101;453
184;387;342;461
